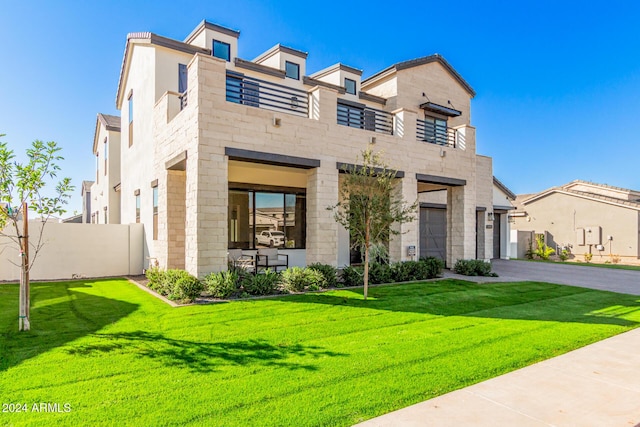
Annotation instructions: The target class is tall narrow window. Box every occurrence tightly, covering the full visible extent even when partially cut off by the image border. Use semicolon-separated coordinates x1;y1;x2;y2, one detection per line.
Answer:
152;185;158;240
128;91;134;147
103;207;108;224
213;40;231;61
135;191;140;223
103;137;108;175
285;61;299;80
345;78;356;95
95;153;99;183
179;63;188;110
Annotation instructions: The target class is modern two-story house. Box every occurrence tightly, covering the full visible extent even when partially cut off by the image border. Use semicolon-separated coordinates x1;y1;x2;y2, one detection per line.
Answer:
90;20;502;276
88;113;121;224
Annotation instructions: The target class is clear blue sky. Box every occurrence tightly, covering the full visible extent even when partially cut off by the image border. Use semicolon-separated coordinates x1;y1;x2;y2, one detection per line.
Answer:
2;1;639;213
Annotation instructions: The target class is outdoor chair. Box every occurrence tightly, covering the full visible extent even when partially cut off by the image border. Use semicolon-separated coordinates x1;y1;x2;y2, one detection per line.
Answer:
256;248;289;272
228;249;256;272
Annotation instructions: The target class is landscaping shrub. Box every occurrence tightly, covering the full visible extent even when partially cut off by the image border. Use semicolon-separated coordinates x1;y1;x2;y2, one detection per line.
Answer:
340;265;363;287
203;271;239;299
420;257;445;278
280;267;326;292
368;262;394;284
308;263;338;288
453;259;497;277
145;265;163;291
391;257;444;282
169;272;204;303
533;234;555;260
242;269;280;296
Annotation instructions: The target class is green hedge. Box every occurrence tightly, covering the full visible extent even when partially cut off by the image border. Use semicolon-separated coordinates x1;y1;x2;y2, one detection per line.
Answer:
145;267;203;302
453;259;497;277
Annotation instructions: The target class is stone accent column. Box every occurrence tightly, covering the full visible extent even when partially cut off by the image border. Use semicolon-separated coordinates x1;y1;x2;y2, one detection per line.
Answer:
309;86;338;124
392;108;418;141
165;170;186;269
389;175;419;262
447;185;477;267
306;164;339;266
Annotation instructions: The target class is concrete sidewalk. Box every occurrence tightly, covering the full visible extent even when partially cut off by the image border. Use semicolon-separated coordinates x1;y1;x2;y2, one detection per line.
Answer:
356;324;640;427
356;260;640;426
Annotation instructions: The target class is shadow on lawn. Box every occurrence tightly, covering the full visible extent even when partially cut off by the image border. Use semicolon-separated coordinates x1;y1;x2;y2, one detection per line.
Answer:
66;331;346;373
282;280;640;327
0;280;139;372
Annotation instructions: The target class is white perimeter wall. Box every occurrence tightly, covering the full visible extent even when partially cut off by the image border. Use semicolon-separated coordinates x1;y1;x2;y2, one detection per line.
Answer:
1;223;144;282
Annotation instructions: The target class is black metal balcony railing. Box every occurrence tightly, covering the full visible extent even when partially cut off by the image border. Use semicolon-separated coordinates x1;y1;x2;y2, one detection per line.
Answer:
416;119;457;147
226;72;309;117
179;92;187;110
336;101;393;135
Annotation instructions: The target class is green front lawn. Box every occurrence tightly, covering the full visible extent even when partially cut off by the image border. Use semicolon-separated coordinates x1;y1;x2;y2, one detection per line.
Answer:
1;279;639;426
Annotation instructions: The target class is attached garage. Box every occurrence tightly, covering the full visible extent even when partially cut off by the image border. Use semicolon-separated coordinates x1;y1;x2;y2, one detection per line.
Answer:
420;205;447;262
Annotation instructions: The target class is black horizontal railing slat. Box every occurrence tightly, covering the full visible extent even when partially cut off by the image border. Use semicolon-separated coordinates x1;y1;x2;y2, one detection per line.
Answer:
226;73;309;117
336;101;393;135
416;118;457;148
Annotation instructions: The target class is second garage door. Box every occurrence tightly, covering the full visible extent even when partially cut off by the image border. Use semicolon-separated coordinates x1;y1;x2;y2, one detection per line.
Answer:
420;207;447;262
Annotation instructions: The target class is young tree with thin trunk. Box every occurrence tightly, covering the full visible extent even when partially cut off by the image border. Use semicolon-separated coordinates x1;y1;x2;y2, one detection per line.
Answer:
0;135;74;331
329;147;417;300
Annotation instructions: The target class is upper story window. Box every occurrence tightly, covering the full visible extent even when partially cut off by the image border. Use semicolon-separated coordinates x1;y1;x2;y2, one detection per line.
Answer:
95;153;99;183
345;78;356;95
285;61;300;80
213;40;231;61
103;137;108;175
135;191;141;223
128;91;134;147
423;115;448;145
178;64;188;93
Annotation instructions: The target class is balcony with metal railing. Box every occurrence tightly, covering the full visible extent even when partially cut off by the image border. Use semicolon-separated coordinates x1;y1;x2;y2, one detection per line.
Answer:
225;71;309;118
336;100;393;135
416;119;463;148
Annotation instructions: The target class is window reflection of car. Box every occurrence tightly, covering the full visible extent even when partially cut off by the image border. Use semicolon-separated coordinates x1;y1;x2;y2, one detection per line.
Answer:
256;230;285;247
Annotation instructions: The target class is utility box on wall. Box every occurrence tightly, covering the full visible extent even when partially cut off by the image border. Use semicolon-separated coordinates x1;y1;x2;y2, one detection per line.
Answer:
585;226;602;245
576;228;585;246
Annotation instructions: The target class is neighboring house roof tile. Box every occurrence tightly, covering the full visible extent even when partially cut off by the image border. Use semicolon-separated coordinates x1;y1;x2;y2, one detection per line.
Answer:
493;176;516;200
98;113;121;131
520;184;640;211
361;54;476;97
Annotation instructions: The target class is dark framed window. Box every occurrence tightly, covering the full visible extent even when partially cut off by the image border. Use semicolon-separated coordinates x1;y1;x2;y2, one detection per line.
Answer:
152;185;158;240
423;115;448;145
228;186;306;249
103;137;108;175
135;193;140;223
95;153;99;183
285;61;299;80
128;91;134;147
345;78;356;95
103;207;108;224
213;40;231;61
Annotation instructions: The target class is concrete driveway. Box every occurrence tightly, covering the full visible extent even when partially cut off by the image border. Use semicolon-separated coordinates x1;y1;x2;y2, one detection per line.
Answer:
444;259;640;296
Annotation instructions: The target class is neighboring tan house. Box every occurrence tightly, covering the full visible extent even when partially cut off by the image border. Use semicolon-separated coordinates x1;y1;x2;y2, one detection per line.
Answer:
80;180;94;224
511;180;640;263
87;19;504;275
89;113;122;224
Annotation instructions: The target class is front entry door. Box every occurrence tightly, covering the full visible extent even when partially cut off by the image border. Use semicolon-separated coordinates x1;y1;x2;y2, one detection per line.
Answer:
492;213;501;259
420;207;447;262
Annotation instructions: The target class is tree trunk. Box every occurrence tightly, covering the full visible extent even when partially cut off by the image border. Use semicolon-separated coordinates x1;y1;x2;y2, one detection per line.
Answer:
19;202;30;331
363;219;370;300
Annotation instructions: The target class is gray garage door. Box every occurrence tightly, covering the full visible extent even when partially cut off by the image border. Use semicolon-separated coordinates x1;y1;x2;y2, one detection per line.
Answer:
420;207;447;262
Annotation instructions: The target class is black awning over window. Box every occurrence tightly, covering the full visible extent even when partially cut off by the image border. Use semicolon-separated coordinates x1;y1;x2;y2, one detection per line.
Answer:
419;102;461;117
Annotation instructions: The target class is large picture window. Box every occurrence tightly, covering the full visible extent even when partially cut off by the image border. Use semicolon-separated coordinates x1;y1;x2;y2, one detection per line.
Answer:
228;187;306;249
